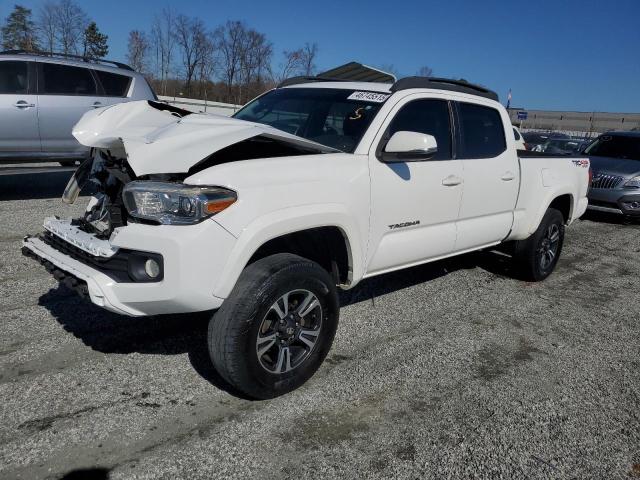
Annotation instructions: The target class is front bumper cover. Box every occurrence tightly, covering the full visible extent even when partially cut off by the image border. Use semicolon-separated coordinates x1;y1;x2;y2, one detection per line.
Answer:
22;218;235;316
587;188;640;216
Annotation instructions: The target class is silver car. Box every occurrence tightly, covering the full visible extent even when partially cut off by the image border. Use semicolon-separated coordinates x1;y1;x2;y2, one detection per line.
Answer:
586;131;640;218
0;50;156;165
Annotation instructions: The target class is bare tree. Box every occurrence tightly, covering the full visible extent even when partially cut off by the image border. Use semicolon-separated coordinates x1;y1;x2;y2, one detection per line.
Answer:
54;0;88;54
240;29;271;103
196;31;216;99
126;30;149;73
173;15;209;96
300;42;318;76
214;20;245;102
276;48;304;82
38;2;57;53
150;8;175;95
239;29;271;83
416;65;433;77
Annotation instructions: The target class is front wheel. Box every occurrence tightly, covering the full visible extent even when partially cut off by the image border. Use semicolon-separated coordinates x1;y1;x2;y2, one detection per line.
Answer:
512;208;565;281
208;253;339;399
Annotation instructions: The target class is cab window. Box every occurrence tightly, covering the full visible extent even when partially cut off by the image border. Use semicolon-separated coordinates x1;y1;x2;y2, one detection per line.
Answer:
457;102;506;158
387;99;453;160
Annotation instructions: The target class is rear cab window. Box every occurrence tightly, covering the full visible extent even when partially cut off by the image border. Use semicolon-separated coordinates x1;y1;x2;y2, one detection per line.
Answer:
40;62;97;95
0;60;29;94
94;69;132;97
457;102;506;158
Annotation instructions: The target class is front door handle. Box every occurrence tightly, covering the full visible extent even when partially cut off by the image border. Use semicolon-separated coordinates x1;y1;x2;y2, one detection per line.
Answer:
442;175;463;187
501;171;516;181
92;102;103;108
14;100;35;108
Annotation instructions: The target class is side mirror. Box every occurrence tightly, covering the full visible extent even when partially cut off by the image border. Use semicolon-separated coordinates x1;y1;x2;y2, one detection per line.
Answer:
381;131;438;162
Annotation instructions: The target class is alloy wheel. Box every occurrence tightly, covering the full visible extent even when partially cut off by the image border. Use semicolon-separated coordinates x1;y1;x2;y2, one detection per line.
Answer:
255;289;323;374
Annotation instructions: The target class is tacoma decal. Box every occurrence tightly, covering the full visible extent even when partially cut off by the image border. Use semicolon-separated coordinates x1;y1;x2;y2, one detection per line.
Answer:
388;220;420;230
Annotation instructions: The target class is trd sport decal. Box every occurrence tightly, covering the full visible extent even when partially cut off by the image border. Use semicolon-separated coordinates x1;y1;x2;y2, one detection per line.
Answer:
388;220;420;230
572;159;589;168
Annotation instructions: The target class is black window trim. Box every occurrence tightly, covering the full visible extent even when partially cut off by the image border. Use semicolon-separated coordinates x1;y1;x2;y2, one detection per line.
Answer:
453;100;507;160
375;96;457;162
92;68;133;98
35;60;100;97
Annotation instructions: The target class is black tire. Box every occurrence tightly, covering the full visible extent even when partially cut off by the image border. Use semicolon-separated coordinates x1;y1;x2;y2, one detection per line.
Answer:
208;253;339;399
512;208;565;281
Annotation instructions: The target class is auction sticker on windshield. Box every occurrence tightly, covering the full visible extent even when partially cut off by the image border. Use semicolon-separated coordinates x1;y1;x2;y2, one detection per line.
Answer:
347;91;390;103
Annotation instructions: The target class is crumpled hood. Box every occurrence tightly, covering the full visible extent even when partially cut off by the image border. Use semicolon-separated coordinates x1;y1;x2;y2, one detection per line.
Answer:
72;100;337;176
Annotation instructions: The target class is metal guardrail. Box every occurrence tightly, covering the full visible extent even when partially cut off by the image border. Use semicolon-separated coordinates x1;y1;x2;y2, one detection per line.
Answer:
158;96;241;116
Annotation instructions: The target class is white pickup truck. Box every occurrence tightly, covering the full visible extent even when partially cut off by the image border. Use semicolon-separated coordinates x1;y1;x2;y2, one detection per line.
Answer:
22;76;590;399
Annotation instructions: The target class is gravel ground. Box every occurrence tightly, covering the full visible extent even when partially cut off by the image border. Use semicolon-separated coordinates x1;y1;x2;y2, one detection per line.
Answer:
0;168;639;480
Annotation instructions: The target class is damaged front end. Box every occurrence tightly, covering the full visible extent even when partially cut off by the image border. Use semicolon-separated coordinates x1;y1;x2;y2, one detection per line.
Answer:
21;99;336;314
62;149;137;239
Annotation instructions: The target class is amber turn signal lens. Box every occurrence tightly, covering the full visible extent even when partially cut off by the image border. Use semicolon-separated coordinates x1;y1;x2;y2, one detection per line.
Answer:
204;198;236;214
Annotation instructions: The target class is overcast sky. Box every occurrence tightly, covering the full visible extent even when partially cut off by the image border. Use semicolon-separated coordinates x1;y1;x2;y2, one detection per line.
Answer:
2;0;639;112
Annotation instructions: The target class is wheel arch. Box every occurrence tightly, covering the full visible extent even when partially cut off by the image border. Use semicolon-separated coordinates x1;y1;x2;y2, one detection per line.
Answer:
211;205;364;299
548;193;573;224
523;189;575;238
248;226;353;285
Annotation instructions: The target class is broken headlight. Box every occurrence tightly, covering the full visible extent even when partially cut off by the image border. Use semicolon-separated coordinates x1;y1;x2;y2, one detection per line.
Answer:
122;181;236;225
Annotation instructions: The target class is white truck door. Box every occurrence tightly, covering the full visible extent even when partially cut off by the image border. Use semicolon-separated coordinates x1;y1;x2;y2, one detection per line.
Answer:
454;101;519;251
366;96;463;275
0;60;40;154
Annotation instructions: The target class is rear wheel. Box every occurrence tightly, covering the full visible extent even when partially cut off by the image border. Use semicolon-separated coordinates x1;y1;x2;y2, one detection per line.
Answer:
208;253;339;399
513;208;565;281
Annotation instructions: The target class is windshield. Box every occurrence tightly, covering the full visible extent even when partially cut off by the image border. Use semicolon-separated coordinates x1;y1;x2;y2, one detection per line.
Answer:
585;134;640;160
233;88;387;152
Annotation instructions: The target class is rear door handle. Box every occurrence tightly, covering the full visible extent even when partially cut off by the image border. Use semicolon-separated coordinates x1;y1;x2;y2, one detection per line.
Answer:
501;171;516;181
14;100;35;108
442;175;463;187
92;102;103;108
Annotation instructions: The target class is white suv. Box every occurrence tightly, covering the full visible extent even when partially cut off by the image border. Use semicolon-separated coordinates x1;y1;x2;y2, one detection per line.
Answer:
23;75;590;398
0;50;156;165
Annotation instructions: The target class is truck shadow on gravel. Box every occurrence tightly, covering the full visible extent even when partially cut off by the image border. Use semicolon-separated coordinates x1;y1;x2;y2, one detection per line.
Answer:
38;250;513;398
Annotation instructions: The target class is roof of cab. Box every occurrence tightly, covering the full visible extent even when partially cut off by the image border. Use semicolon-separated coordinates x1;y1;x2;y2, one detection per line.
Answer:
278;74;499;102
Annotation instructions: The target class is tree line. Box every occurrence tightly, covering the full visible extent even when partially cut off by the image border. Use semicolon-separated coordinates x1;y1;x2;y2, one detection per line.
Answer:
2;3;434;105
1;3;318;104
127;10;319;104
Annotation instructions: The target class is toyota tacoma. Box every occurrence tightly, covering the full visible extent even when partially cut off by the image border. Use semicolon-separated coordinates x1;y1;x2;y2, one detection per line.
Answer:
22;76;591;399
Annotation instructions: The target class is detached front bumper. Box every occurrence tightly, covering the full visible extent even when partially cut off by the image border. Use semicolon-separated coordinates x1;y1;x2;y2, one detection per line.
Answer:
22;218;236;316
588;188;640;216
